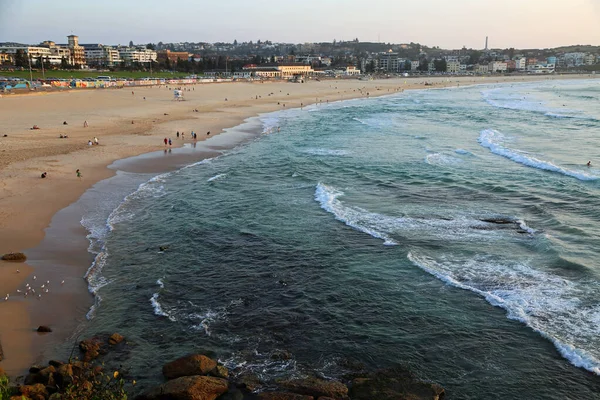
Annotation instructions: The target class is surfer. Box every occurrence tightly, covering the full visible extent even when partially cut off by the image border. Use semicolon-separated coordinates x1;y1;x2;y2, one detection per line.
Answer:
587;161;591;167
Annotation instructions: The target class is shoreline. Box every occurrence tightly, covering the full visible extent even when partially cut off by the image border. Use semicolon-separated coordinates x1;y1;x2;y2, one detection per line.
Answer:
0;74;597;376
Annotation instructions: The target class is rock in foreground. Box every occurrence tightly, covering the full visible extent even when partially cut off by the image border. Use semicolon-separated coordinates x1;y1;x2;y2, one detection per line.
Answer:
136;375;228;400
163;354;218;380
349;368;445;400
281;377;349;399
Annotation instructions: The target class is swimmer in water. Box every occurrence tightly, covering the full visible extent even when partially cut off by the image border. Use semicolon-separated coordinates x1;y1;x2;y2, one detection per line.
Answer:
587;161;591;167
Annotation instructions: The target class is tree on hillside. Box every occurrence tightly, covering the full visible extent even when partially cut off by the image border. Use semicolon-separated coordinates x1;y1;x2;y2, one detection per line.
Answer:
403;60;411;71
434;59;447;72
129;40;134;47
146;43;156;50
417;59;429;72
15;49;28;67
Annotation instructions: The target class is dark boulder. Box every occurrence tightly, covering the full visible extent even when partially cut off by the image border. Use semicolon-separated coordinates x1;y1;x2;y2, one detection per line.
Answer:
349;368;445;400
258;392;315;400
37;326;52;333
136;375;228;400
162;354;217;380
280;377;348;399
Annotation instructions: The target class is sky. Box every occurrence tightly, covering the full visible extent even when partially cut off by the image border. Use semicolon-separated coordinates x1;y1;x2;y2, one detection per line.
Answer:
1;0;599;49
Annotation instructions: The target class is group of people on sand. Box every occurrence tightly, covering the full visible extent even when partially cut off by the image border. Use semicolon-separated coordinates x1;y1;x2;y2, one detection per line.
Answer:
87;137;99;146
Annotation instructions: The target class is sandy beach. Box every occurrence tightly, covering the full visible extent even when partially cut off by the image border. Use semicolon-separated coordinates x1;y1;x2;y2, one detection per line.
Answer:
0;74;596;376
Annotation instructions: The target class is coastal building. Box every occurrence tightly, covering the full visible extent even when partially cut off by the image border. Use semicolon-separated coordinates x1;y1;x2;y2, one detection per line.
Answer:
488;61;508;73
67;35;86;67
584;53;596;65
0;52;13;64
527;63;555;73
243;63;314;78
446;60;460;73
378;51;400;72
546;56;557;66
118;47;157;65
410;60;420;71
83;44;122;67
474;64;489;74
506;60;517;71
562;53;585;67
345;66;361;75
157;50;190;64
516;57;526;70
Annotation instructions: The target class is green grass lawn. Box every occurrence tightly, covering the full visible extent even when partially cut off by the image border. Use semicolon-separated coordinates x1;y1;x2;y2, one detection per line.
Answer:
0;70;197;80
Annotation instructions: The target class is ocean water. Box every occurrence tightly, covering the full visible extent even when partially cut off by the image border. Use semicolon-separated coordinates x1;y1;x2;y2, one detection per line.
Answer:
76;79;600;399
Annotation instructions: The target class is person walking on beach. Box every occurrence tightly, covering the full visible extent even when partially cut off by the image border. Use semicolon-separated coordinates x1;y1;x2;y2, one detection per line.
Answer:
83;121;88;128
168;138;172;146
76;169;82;179
176;131;180;139
94;137;99;145
164;138;168;146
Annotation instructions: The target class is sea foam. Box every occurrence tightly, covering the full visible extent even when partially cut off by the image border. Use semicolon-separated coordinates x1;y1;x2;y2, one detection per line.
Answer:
407;251;600;375
478;129;597;181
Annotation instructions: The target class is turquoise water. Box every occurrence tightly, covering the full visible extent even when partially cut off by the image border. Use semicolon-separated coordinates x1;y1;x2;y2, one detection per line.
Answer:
79;80;600;399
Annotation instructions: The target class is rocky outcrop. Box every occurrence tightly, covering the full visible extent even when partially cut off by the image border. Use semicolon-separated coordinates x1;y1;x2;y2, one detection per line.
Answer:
258;392;315;400
280;377;349;399
1;252;27;261
108;333;125;345
162;354;218;380
37;326;53;333
349;368;445;400
136;375;228;400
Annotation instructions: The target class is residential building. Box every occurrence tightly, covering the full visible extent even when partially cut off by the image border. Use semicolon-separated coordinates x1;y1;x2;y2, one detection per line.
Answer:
527;63;555;73
506;60;517;71
474;64;489;74
515;57;526;70
378;51;400;72
0;52;13;64
488;61;508;73
410;60;420;71
67;35;86;67
345;66;361;75
83;44;122;67
446;60;460;73
562;52;586;67
584;54;596;65
546;56;557;66
157;50;190;64
118;47;157;64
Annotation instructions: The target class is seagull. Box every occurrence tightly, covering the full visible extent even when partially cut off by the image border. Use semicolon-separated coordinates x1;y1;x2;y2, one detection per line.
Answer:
44;289;49;293
4;294;8;301
16;289;21;293
41;284;45;289
33;276;37;280
61;280;65;285
31;289;35;293
46;280;50;284
37;294;42;299
16;269;20;273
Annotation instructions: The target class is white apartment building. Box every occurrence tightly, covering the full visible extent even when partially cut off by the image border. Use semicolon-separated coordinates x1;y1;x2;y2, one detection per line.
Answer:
527;63;555;74
488;61;508;73
0;46;64;65
118;47;157;64
84;45;122;67
515;57;526;70
411;60;420;71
